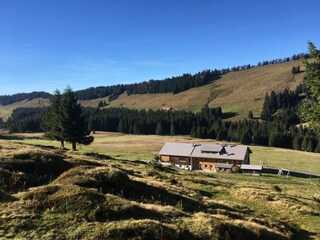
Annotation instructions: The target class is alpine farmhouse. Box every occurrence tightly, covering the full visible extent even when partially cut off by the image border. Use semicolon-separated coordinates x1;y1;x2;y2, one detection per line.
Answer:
159;142;252;171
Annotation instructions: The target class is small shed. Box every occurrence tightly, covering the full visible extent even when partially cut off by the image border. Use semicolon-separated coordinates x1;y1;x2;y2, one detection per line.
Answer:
241;164;263;175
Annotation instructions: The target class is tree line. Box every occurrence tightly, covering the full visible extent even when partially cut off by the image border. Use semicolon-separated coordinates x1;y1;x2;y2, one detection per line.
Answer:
75;70;219;101
7;102;320;153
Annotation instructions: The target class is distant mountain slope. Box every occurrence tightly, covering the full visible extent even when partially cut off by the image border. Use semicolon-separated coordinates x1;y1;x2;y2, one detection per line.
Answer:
208;59;305;119
0;98;50;121
0;91;51;106
0;59;305;121
103;59;305;120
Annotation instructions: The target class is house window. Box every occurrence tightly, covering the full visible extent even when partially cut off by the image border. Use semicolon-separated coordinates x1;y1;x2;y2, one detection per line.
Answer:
204;164;207;168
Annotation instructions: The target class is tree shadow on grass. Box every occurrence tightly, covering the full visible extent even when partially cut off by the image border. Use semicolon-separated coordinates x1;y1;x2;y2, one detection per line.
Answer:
222;112;238;120
103;180;205;212
291;229;319;240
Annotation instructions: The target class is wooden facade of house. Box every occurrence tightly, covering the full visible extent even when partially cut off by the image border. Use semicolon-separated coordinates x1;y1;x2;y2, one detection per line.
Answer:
160;155;190;165
159;142;252;172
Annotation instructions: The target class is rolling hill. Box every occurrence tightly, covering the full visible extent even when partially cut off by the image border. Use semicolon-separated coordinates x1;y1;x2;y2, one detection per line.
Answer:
0;138;319;239
0;59;305;121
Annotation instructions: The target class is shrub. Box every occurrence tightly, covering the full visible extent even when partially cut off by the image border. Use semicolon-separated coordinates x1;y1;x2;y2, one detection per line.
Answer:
148;160;164;171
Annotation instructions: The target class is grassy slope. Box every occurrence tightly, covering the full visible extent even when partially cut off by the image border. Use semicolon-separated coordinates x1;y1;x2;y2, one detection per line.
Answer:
0;140;319;239
208;60;305;119
104;60;305;119
0;98;49;121
0;60;305;121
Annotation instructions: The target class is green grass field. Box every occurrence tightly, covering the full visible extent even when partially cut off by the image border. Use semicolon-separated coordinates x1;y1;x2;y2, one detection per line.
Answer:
8;131;320;174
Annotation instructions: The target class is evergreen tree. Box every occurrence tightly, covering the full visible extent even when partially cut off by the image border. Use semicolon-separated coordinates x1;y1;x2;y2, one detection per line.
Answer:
208;127;216;139
301;135;310;151
269;132;284;147
240;131;251;144
59;87;94;150
133;121;140;134
170;121;175;136
315;141;320;153
292;136;302;150
306;139;315;152
268;132;277;147
190;126;197;138
156;121;163;135
118;119;124;133
299;41;320;135
216;129;226;141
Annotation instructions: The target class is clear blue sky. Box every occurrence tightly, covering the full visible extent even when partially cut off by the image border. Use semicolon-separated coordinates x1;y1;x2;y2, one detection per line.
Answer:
1;0;320;95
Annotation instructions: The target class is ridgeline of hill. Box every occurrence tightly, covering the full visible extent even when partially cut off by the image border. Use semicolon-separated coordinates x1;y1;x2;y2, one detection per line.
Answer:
0;59;305;121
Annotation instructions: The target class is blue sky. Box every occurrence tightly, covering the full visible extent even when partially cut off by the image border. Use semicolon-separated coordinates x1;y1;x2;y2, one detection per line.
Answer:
0;0;320;95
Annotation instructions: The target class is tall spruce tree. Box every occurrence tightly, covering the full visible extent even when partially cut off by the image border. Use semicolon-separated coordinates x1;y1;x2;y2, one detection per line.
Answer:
42;87;94;150
60;87;94;150
299;41;320;135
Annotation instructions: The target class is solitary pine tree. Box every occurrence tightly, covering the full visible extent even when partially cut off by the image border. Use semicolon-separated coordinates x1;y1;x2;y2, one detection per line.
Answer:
299;41;320;135
60;87;94;150
42;87;94;151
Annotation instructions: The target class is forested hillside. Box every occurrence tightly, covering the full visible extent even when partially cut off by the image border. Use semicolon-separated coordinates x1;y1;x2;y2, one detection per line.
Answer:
0;92;51;106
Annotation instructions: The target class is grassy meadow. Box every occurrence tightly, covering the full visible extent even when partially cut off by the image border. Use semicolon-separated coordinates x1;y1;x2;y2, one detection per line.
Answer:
8;131;320;174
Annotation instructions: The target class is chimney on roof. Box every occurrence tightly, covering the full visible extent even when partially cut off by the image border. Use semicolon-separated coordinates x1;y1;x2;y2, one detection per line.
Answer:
219;146;227;155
